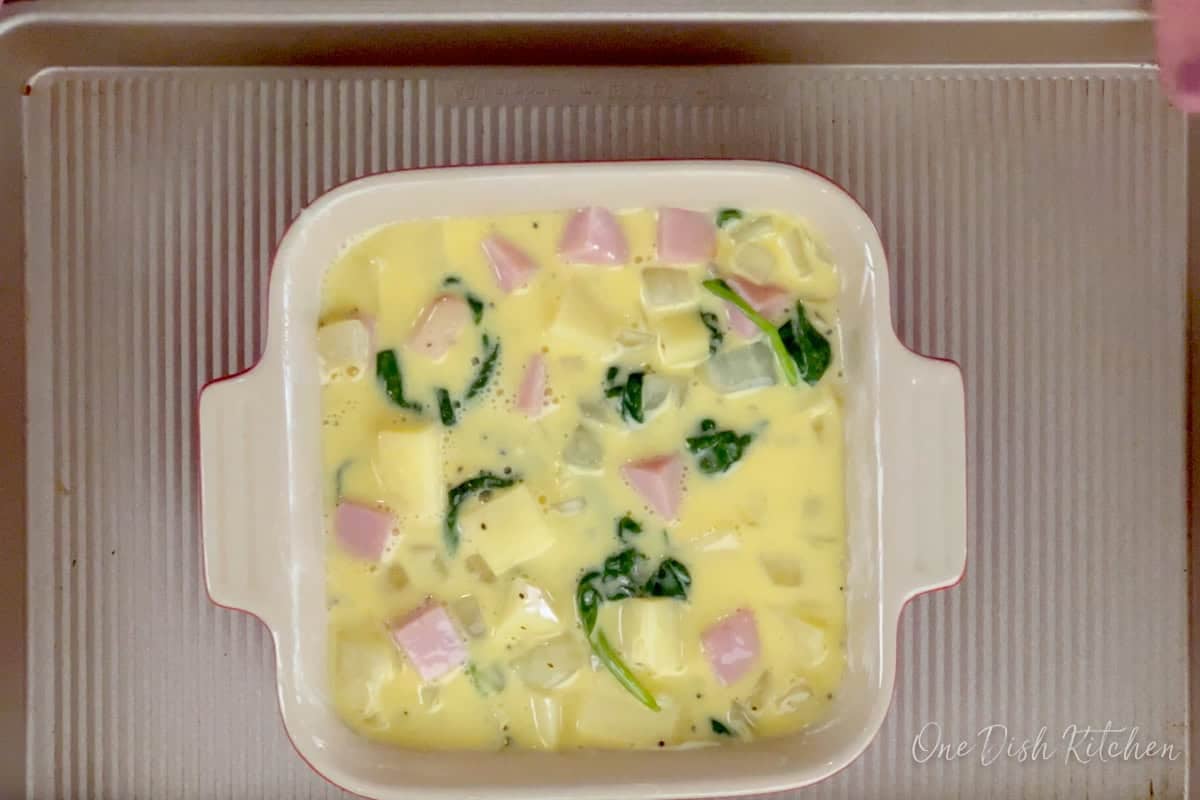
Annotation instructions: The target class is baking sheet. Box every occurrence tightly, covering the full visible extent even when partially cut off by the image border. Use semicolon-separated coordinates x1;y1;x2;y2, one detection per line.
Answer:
17;63;1189;799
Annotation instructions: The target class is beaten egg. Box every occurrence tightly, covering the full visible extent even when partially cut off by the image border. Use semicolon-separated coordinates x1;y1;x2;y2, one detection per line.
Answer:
318;205;846;751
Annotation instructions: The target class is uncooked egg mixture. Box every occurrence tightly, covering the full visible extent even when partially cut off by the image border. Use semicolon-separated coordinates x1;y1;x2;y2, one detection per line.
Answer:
318;204;846;751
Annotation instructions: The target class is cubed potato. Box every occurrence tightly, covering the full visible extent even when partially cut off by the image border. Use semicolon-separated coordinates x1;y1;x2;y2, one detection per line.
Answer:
548;281;619;360
494;578;562;643
573;683;679;747
788;616;830;668
317;319;370;383
654;312;711;369
335;632;400;717
527;693;564;749
618;598;684;675
375;427;445;522
459;485;554;575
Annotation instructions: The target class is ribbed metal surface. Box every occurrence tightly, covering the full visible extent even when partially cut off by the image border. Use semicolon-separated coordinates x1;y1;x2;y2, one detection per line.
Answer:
23;67;1188;799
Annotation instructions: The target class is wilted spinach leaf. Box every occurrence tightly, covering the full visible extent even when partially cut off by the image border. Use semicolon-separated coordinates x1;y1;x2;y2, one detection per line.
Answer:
686;418;755;474
616;514;643;543
645;558;691;599
435;388;457;426
444;470;518;555
778;302;832;386
464;333;501;400
699;310;724;355
376;349;424;412
716;208;744;228
710;718;735;737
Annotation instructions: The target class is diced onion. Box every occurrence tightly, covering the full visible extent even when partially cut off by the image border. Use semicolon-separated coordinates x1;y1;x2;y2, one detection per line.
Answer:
550;497;587;515
511;635;586;690
563;426;603;472
703;341;778;395
729;215;775;244
451;595;488;639
640;268;698;312
732;242;777;283
761;558;803;587
641;374;677;420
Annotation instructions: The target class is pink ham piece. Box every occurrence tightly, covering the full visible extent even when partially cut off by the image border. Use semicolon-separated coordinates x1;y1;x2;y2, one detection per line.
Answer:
482;234;538;293
702;608;761;686
558;207;629;265
657;207;716;265
621;453;684;520
725;276;792;338
334;501;393;561
515;353;547;418
389;600;469;682
407;293;471;360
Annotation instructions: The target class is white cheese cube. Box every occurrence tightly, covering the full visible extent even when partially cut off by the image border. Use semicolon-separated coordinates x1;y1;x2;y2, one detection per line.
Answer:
494;578;562;642
459;485;554;575
317;319;370;384
655;312;711;369
375;427;445;522
548;281;619;360
618;598;684;675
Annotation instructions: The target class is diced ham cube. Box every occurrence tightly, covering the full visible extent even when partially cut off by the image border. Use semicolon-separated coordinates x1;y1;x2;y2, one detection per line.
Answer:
621;453;684;520
515;353;547;418
482;234;538;293
657;208;716;265
389;600;469;682
559;207;629;265
725;276;792;338
702;608;761;686
407;294;471;360
334;501;394;561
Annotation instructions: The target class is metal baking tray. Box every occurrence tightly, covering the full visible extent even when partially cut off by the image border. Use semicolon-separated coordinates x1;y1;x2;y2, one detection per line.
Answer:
2;2;1193;798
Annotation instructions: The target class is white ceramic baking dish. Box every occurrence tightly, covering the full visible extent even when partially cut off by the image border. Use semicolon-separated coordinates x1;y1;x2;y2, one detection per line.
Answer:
198;160;966;800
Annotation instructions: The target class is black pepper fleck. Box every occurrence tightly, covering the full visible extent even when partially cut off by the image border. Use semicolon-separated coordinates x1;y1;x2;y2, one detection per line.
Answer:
657;740;665;748
532;221;539;229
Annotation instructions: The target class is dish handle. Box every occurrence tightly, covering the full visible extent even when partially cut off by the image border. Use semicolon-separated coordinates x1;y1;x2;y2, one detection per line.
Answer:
879;345;968;606
199;367;287;627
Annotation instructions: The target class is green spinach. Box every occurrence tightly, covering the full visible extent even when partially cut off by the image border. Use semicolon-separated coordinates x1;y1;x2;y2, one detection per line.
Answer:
778;302;832;386
686;418;755;475
465;333;501;401
699;310;724;355
442;275;486;324
576;571;660;711
376;349;424;412
435;388;457;426
716;208;744;228
444;470;519;555
701;279;799;386
710;718;735;737
602;368;647;424
576;540;693;709
616;514;643;543
645;557;692;599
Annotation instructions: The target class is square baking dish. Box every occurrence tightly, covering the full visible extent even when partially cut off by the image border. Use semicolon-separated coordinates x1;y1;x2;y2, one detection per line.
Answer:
197;160;966;799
